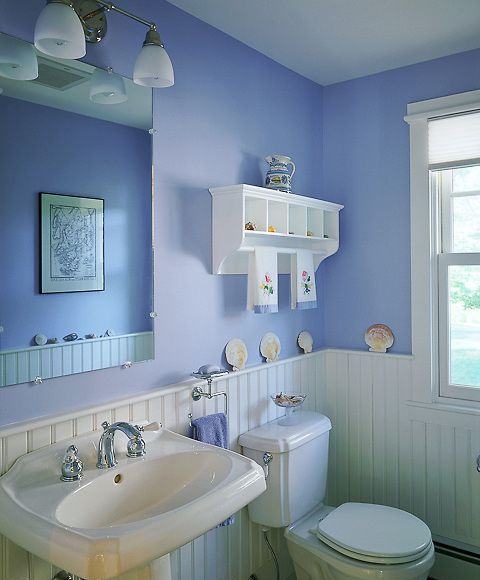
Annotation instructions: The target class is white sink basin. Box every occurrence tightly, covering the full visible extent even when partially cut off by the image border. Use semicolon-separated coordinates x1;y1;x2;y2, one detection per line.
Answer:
0;426;266;579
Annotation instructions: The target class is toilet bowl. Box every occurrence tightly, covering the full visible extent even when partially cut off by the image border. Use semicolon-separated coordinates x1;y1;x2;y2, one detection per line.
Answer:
239;411;434;580
286;504;434;580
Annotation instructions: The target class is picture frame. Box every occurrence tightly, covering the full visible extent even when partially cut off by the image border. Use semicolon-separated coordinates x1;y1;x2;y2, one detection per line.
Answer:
40;193;105;294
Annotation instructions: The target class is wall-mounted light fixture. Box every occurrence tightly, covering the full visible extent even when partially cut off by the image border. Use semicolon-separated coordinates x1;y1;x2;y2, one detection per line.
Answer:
34;0;174;88
89;66;127;104
34;1;86;59
0;34;39;80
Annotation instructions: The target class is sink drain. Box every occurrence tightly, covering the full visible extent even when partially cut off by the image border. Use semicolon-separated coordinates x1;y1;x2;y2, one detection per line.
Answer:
114;473;123;484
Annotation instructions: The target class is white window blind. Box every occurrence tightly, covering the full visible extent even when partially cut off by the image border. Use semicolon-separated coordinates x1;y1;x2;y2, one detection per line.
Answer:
428;111;480;169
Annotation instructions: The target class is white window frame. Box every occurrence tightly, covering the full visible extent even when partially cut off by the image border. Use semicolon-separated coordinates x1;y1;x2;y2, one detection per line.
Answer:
405;89;480;406
437;171;480;402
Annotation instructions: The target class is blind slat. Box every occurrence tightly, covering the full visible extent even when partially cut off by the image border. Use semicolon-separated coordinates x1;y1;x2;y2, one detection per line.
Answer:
428;112;480;168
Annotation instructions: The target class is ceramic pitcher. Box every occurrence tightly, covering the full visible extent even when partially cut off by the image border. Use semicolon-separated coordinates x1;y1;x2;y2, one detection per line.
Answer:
265;154;296;193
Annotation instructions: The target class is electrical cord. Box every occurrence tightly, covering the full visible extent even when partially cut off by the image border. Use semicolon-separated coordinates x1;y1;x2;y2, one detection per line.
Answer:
263;529;280;580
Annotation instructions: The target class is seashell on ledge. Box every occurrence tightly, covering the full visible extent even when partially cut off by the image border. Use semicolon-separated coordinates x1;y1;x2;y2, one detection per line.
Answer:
260;332;281;363
364;323;394;353
298;330;313;354
225;338;248;371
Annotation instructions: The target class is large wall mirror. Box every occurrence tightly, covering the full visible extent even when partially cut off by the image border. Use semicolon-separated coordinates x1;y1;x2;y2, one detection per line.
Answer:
0;32;154;387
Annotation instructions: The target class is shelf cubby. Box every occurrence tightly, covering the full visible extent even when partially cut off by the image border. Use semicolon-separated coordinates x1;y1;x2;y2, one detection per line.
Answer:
268;200;288;234
324;209;339;240
245;196;267;231
288;204;307;236
307;207;324;238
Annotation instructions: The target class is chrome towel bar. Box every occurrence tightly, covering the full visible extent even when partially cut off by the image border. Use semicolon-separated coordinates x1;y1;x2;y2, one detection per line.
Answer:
191;369;229;416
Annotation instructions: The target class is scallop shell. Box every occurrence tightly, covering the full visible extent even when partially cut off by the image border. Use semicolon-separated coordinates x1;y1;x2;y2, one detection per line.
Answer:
297;330;313;354
225;338;248;371
260;332;281;363
364;324;394;353
34;333;47;346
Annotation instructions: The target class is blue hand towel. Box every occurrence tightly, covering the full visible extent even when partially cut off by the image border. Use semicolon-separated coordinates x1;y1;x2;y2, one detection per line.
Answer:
189;412;234;527
190;412;228;449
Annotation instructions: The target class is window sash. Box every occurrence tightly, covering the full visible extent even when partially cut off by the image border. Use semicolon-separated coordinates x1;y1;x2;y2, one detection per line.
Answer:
438;252;480;402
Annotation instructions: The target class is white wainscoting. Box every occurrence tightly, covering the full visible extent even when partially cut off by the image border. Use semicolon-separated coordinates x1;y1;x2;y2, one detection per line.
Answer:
323;349;480;555
0;332;154;387
0;351;323;580
1;348;479;580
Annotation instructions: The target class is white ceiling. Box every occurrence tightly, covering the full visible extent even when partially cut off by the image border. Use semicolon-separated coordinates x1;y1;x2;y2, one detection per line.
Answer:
167;0;480;85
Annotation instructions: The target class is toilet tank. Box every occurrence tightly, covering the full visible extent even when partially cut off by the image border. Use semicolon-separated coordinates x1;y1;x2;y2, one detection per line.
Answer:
239;411;331;528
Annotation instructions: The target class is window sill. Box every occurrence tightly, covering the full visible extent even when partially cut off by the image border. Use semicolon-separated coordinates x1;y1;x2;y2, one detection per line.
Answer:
405;399;480;416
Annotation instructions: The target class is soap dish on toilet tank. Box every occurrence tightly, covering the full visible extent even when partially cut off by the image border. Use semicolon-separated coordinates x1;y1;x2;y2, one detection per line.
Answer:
271;392;307;425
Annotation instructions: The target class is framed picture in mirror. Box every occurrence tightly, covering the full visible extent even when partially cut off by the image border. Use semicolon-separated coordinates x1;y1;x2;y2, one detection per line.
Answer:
40;192;105;293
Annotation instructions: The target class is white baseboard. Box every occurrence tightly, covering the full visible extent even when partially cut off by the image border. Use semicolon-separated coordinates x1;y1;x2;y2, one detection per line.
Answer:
431;551;480;580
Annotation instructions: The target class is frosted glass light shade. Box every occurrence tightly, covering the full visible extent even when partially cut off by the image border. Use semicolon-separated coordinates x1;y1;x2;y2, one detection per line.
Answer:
34;2;86;59
89;68;127;104
133;44;174;88
0;35;38;80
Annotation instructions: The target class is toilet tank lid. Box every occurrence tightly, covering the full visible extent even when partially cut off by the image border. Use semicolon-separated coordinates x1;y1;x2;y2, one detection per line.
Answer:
238;411;331;453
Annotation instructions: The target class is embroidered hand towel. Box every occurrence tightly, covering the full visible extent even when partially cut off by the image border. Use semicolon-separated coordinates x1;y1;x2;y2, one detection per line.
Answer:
291;250;317;310
247;247;278;314
189;413;234;526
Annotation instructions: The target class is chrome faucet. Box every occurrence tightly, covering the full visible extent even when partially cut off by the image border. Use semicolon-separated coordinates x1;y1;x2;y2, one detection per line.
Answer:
97;421;146;468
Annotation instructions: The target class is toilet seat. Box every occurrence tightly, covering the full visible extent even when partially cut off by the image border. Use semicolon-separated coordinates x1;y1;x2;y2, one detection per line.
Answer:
313;503;433;565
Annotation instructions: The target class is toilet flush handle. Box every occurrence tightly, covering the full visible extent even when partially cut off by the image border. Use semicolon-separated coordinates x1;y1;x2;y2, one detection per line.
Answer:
263;452;273;478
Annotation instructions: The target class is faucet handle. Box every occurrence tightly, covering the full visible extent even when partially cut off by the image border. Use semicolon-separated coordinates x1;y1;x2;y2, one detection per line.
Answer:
127;436;146;457
101;421;110;430
61;445;83;482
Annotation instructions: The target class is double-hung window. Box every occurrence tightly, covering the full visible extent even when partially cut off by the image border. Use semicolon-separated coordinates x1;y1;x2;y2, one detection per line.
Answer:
407;97;480;404
436;164;480;401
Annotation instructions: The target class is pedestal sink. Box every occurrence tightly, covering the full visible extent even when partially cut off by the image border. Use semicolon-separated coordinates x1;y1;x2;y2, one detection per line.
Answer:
0;425;266;579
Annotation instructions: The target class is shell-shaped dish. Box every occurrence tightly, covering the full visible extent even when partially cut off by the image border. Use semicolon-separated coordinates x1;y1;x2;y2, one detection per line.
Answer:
298;330;313;354
364;324;394;353
225;338;248;371
260;332;281;363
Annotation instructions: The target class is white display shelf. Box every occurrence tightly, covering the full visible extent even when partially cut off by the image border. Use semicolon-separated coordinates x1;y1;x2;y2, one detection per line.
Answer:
210;184;343;274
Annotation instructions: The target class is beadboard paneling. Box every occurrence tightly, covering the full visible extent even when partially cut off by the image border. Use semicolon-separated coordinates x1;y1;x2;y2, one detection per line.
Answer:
323;349;480;555
0;352;318;580
0;332;154;387
2;349;480;579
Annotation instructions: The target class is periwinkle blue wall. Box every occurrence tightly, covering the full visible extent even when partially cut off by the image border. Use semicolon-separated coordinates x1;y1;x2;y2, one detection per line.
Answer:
0;96;152;349
0;0;324;426
3;1;480;426
322;49;480;353
151;3;325;386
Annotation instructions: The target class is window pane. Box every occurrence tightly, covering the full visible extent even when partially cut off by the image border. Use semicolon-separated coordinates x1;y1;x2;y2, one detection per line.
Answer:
452;166;480;192
449;265;480;387
452;195;480;252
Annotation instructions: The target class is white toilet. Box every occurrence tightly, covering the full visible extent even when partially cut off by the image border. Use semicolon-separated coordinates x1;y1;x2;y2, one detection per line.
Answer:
239;411;435;580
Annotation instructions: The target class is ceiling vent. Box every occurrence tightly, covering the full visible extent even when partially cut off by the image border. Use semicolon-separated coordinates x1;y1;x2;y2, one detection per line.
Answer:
30;57;91;91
